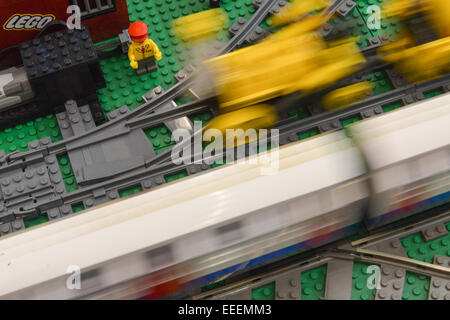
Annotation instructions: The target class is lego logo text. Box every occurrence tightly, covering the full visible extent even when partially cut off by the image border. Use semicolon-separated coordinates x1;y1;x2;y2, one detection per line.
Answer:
3;14;55;31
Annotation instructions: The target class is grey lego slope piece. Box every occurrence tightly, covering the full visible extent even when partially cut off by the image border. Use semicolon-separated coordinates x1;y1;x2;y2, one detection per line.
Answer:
142;86;193;133
57;100;156;185
421;223;448;242
375;264;406;300
366;238;408;258
428;255;450;300
325;259;353;299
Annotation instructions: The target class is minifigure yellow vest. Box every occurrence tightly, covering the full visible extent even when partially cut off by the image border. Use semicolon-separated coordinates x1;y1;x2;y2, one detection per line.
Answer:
128;39;161;61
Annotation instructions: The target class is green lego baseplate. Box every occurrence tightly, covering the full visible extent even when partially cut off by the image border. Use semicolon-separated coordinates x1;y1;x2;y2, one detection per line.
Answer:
401;222;450;263
200;222;450;300
252;282;276;300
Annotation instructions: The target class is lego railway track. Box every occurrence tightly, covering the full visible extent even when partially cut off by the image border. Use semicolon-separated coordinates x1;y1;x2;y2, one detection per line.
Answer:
142;71;450;168
1;71;450;226
2;0;281;166
191;211;450;300
0;0;446;228
0;0;346;167
0;0;282;226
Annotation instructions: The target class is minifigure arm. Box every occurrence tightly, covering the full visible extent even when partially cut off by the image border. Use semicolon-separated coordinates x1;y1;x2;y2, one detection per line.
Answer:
151;40;162;60
128;45;138;69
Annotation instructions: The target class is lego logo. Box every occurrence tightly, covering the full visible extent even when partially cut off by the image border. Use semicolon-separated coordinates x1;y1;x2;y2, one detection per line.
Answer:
3;14;55;31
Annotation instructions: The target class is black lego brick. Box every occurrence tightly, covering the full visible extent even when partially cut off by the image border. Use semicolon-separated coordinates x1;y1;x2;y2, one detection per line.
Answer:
19;25;105;110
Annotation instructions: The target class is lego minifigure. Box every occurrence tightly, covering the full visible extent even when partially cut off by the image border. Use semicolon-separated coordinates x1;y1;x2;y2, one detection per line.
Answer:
128;21;162;75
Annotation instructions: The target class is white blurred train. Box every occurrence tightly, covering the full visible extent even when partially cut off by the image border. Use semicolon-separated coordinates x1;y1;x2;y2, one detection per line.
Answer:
0;92;448;299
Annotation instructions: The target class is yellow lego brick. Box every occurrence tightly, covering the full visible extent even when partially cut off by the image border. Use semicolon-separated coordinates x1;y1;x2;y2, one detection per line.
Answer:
206;104;279;146
321;82;373;111
172;8;229;43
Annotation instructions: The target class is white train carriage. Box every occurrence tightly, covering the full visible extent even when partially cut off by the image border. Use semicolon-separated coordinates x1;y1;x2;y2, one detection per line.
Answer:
0;130;369;299
350;92;450;229
0;91;448;300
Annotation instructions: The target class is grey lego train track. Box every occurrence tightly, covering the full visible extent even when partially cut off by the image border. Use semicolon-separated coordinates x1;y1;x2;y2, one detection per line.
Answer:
191;213;450;300
2;0;278;166
0;2;281;230
0;1;447;229
147;71;450;167
1;72;449;229
219;0;280;54
0;0;349;168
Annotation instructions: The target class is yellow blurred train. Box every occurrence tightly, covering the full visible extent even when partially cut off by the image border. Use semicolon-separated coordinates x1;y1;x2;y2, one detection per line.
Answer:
173;0;450;142
378;0;450;83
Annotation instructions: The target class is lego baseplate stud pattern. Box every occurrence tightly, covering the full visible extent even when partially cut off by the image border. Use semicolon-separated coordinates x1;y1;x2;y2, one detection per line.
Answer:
402;272;430;300
421;223;448;242
428;255;450;300
375;264;406;300
401;222;450;263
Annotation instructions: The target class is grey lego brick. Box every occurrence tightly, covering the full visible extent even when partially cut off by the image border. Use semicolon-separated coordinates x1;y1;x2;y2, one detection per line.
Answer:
107;105;129;121
44;154;67;197
25;137;51;164
375;264;406;300
142;86;193;133
274;269;301;300
385;69;409;89
325;259;353;299
82;189;120;209
209;268;303;300
366;238;408;258
252;0;289;16
434;255;450;268
118;29;132;54
0;203;14;223
228;17;271;45
46;204;73;220
319;23;333;37
174;64;215;100
173;65;196;86
57;100;96;139
428;277;450;300
421;223;448;242
0;166;53;201
336;0;356;17
0;150;66;223
428;256;450;300
0;219;24;236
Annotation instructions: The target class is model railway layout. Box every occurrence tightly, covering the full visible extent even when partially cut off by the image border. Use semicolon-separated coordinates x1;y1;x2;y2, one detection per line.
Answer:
0;0;449;300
